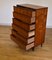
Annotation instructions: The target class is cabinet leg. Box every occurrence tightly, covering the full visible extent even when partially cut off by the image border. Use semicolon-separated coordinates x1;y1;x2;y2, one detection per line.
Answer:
32;47;34;51
41;44;43;47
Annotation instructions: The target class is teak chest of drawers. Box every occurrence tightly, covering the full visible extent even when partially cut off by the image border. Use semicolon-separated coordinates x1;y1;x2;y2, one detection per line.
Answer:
11;4;48;51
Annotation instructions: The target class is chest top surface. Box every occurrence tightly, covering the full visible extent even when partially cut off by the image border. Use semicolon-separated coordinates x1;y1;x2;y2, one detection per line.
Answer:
17;4;48;10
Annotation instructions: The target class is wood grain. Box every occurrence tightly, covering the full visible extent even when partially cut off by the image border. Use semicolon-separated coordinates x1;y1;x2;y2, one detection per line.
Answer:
13;12;35;24
12;24;35;38
12;30;35;44
14;6;35;17
13;18;35;31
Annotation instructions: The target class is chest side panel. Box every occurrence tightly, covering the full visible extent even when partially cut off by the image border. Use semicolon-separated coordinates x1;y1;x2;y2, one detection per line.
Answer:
35;8;48;46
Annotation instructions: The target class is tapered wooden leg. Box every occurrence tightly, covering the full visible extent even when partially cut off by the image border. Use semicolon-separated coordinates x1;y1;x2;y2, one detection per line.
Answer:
41;44;43;47
32;47;34;51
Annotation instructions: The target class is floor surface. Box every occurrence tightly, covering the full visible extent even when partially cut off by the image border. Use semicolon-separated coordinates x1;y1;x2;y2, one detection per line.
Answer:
0;26;52;60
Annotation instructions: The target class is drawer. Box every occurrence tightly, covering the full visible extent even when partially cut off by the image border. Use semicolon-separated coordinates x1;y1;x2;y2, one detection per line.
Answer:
13;18;35;31
14;6;35;17
13;12;35;24
12;30;35;44
11;34;34;50
12;24;35;38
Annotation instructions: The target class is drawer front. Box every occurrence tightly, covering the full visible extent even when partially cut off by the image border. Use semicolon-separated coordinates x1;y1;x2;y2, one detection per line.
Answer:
14;6;35;17
11;34;26;49
13;18;29;31
12;30;35;44
12;24;35;38
13;18;35;31
13;12;35;24
26;42;34;50
12;24;28;38
11;34;34;50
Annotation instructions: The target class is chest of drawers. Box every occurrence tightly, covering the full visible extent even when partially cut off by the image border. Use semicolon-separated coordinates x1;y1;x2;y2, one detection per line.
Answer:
11;4;48;50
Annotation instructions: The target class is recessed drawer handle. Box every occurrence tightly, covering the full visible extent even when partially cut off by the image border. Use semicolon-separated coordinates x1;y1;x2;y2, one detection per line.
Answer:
28;31;35;37
31;17;35;23
30;25;35;30
26;43;34;50
32;12;35;17
28;37;35;44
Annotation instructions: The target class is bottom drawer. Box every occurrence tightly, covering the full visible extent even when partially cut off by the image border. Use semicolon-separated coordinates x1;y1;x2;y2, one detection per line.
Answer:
11;34;34;50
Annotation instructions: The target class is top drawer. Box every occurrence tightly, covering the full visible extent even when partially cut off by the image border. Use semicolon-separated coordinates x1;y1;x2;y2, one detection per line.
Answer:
14;6;35;17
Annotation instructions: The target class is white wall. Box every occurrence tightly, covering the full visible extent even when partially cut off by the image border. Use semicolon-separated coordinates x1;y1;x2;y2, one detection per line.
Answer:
0;0;52;28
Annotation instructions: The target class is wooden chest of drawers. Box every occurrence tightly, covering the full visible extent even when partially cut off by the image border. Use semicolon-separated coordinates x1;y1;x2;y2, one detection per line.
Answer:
11;4;48;50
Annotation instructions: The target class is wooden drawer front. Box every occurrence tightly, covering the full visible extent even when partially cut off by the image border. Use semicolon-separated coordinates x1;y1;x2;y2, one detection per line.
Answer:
11;34;26;50
12;24;35;38
12;30;35;44
13;18;35;31
14;6;35;17
26;43;34;50
11;34;34;50
13;12;35;24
